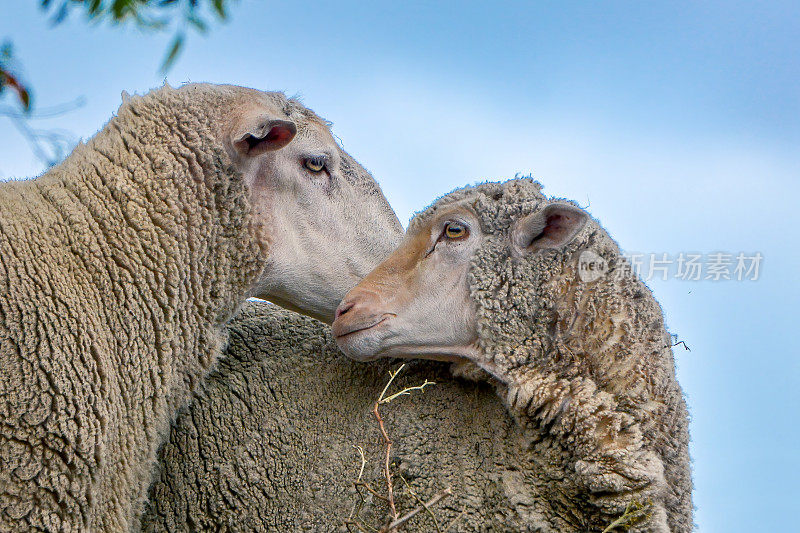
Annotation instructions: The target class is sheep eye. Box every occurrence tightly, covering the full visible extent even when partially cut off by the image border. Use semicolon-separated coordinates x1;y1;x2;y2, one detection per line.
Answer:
443;221;469;240
304;157;326;173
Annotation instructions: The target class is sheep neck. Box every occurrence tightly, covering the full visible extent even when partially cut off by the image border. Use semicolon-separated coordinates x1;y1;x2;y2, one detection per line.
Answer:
467;226;685;531
0;87;264;529
470;226;679;432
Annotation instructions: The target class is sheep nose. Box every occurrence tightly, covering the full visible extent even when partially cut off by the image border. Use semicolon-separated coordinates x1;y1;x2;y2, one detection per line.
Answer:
335;300;355;320
332;290;387;339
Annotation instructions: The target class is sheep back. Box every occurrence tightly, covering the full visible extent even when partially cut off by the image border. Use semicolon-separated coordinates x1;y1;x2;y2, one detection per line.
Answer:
143;302;596;532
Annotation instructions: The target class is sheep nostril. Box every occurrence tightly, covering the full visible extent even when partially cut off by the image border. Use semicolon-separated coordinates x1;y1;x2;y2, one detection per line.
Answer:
335;300;355;320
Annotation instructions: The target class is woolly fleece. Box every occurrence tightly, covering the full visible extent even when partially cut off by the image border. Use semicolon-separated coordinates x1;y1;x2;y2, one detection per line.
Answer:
141;302;561;532
0;84;342;531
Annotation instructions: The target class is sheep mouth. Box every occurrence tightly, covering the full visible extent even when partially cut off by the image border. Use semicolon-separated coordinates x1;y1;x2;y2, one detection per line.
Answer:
333;313;395;339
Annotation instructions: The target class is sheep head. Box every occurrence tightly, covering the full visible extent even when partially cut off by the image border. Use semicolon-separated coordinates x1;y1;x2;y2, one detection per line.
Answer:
190;84;403;323
334;179;603;379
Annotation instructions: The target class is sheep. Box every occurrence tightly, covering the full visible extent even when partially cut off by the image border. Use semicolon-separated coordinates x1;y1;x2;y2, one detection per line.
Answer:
0;83;402;532
140;300;567;532
141;296;684;532
334;178;693;532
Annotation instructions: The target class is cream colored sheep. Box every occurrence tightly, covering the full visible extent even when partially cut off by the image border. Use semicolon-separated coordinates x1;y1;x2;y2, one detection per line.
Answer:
334;179;693;532
0;83;401;531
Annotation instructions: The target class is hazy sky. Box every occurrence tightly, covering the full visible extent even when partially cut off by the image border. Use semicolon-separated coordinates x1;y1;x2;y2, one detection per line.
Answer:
2;2;798;530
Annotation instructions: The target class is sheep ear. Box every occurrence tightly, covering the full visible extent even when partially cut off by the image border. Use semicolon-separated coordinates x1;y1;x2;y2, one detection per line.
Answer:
232;118;297;157
512;203;588;254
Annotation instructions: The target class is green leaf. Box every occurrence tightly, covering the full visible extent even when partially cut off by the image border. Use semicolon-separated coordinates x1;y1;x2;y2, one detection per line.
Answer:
111;0;130;21
212;0;227;19
88;0;103;16
160;33;183;73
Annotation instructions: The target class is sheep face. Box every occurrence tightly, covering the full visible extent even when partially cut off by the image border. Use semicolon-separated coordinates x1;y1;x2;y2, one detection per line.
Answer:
221;89;403;323
333;201;483;363
333;180;588;377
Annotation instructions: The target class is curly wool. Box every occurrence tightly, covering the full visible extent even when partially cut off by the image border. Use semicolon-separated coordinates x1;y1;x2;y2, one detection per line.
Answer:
142;300;686;533
141;302;575;532
0;84;301;531
418;178;693;532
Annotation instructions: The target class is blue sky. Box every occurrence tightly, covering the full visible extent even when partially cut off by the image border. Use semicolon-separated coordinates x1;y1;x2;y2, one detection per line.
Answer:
2;1;798;530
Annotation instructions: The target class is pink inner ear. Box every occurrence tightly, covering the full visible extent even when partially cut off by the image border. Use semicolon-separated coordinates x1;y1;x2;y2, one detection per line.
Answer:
266;125;293;144
543;214;564;239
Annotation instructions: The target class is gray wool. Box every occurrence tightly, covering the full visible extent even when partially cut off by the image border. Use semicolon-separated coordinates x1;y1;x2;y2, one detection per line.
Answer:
0;84;305;531
420;178;693;532
142;296;690;533
140;302;558;532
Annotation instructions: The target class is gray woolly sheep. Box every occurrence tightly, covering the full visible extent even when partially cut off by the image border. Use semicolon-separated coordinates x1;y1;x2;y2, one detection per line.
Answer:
0;83;401;531
334;178;693;532
139;301;563;532
141;297;684;532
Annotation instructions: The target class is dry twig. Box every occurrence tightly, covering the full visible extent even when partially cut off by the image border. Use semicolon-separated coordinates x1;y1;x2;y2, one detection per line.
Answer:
399;474;441;532
443;506;468;532
380;488;453;533
373;399;399;521
374;364;435;524
345;364;451;532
